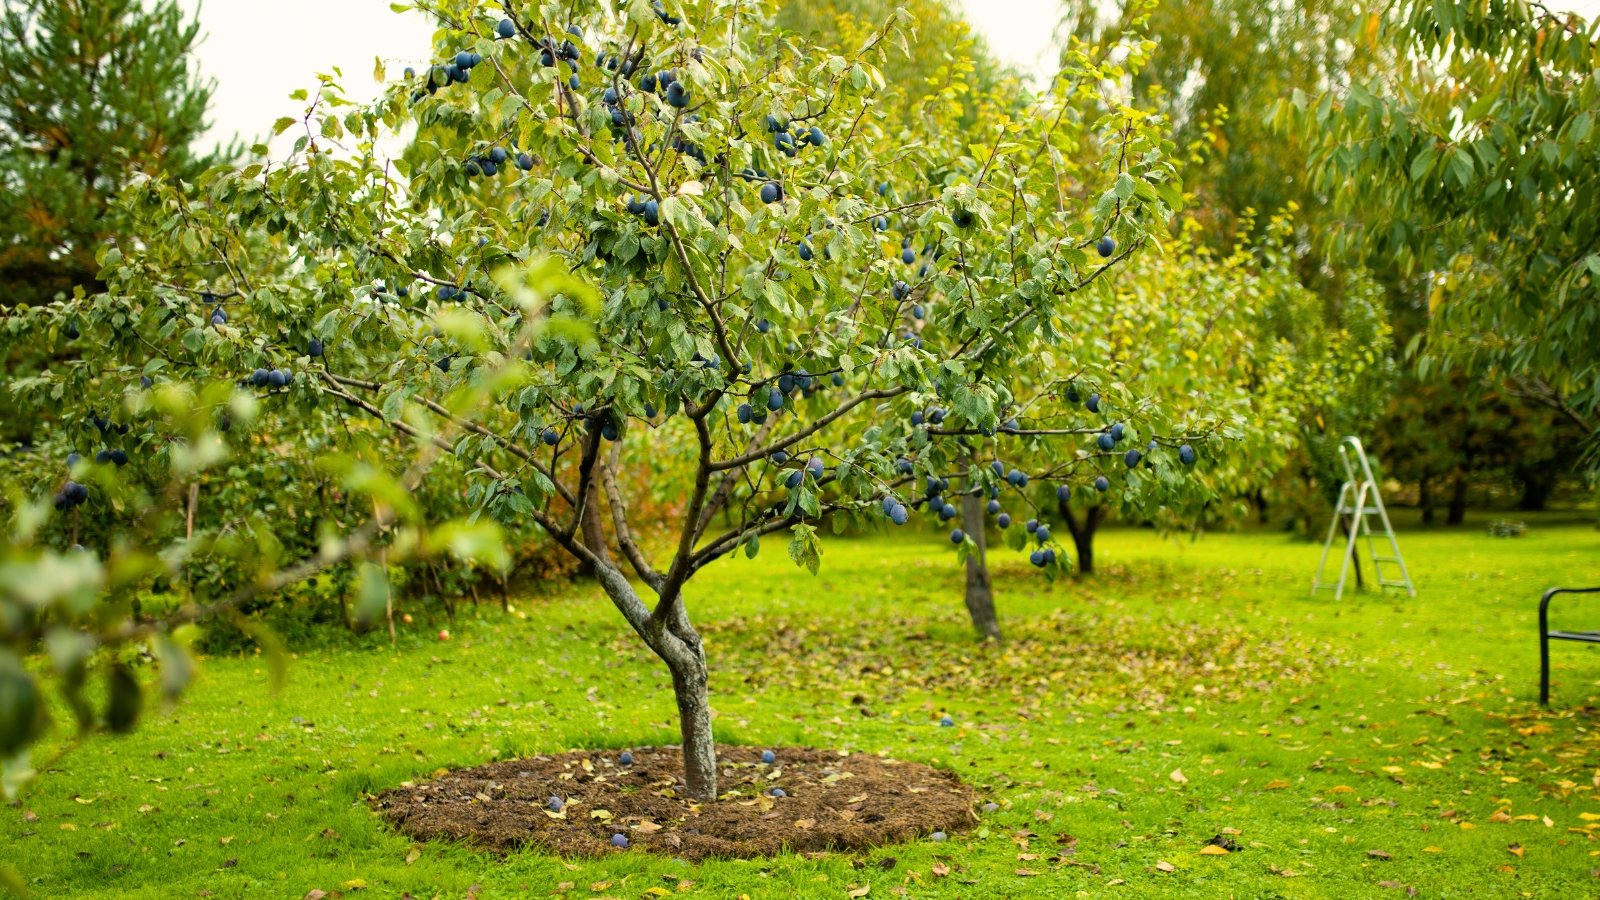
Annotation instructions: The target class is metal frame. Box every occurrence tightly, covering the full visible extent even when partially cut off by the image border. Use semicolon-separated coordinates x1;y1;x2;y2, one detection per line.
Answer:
1311;436;1416;600
1539;586;1600;705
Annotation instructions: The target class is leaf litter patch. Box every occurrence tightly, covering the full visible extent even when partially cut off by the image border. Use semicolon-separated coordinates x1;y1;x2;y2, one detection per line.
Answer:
373;745;977;860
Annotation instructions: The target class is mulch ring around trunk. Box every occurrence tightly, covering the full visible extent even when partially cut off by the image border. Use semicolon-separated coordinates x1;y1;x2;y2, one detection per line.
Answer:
371;745;978;861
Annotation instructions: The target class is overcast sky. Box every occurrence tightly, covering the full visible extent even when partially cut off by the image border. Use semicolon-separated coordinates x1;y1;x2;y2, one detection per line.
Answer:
177;0;1599;154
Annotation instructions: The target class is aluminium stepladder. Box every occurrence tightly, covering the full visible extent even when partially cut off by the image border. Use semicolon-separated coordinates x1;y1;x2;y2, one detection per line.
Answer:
1310;436;1416;600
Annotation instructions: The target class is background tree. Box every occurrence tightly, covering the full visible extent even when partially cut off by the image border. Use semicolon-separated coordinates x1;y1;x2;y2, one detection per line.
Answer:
3;0;1181;801
0;0;233;446
1287;1;1600;470
0;0;229;306
1062;0;1377;252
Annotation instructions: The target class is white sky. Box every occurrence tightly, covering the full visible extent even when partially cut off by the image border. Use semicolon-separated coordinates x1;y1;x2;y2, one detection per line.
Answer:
179;0;1600;154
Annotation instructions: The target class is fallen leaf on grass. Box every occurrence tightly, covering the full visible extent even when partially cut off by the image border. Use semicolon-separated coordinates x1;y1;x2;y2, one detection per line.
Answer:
303;892;326;900
931;862;950;877
341;878;368;890
1265;780;1291;790
405;847;421;865
1199;845;1229;856
1508;844;1525;858
1015;869;1039;877
847;885;870;898
1170;769;1188;785
1422;847;1442;853
1268;865;1301;877
1329;786;1355;794
1154;861;1176;873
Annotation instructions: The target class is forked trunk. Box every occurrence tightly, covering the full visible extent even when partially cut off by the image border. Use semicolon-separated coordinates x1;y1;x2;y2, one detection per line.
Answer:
960;490;1001;641
1059;498;1104;576
593;565;718;801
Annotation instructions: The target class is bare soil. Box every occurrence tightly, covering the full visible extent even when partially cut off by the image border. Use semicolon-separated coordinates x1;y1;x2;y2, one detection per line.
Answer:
372;745;978;860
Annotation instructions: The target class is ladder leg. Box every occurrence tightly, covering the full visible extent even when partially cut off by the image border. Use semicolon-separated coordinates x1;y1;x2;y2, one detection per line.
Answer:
1373;502;1416;596
1312;483;1351;594
1335;487;1367;600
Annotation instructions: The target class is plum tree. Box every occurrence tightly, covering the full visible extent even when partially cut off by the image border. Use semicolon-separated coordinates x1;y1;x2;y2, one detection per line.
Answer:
1;0;1178;802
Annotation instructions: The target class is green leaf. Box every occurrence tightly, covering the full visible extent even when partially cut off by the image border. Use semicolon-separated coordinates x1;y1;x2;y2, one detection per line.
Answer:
354;562;389;628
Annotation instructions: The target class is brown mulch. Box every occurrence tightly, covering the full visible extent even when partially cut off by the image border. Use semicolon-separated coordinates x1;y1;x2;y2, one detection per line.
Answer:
372;745;978;860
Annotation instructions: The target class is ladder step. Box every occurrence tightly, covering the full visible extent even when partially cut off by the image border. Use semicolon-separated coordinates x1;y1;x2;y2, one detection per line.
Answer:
1337;507;1379;514
1379;580;1412;588
1372;556;1400;563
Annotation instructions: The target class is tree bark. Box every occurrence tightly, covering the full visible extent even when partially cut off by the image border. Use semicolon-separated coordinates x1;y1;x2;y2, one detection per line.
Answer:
592;564;718;801
577;476;612;576
1059;498;1105;576
1419;473;1434;525
960;490;1001;641
1447;473;1468;525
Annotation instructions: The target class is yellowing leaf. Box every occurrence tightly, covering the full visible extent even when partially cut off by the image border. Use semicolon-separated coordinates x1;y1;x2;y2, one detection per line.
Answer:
1170;769;1189;785
1199;845;1229;856
847;886;870;898
1329;786;1355;794
340;879;368;891
1265;780;1291;790
1154;860;1177;873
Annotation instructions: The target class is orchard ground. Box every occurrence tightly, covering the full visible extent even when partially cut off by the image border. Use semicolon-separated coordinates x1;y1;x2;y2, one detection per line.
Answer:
7;510;1600;898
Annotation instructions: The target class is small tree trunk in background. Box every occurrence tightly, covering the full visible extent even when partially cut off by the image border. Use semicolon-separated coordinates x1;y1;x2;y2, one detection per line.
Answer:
1059;499;1105;575
1419;474;1435;525
960;491;1001;641
1339;518;1365;588
1253;488;1269;525
1517;466;1555;512
594;566;718;801
1447;473;1469;525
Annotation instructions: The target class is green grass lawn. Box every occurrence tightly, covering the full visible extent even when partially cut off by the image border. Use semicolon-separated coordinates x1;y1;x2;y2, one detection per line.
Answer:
7;510;1600;898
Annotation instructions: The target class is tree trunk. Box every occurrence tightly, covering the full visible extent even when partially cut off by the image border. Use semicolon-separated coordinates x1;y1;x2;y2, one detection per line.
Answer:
1447;473;1468;525
1419;474;1434;525
1059;498;1104;576
1252;488;1269;525
1517;466;1556;512
960;490;1001;641
593;565;718;801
